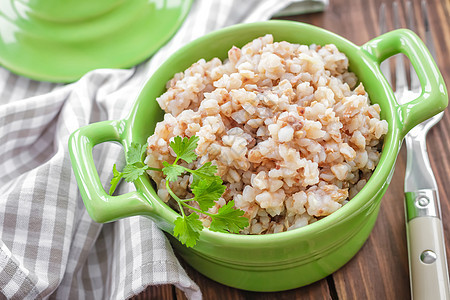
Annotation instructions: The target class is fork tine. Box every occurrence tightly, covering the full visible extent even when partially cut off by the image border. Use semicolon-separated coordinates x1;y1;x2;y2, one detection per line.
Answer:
379;3;388;34
421;0;437;59
420;0;444;124
379;3;392;86
406;1;415;30
406;1;421;91
393;2;408;93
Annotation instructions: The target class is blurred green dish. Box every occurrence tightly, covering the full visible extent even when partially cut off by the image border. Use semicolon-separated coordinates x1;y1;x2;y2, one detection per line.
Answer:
0;0;192;82
69;20;447;291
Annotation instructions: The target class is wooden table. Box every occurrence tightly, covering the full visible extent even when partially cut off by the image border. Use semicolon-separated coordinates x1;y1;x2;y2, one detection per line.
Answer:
134;0;450;298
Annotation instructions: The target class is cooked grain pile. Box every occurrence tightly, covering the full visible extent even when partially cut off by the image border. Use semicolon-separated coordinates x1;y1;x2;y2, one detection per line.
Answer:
145;34;388;234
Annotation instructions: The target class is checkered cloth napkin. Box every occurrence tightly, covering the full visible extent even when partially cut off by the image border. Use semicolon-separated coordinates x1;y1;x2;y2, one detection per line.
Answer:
0;0;327;299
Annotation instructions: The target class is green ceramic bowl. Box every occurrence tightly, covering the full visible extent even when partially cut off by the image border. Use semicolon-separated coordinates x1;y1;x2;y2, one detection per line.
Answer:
69;21;448;291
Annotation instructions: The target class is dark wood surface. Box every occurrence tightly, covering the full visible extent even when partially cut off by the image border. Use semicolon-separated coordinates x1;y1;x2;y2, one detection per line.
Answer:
133;0;450;298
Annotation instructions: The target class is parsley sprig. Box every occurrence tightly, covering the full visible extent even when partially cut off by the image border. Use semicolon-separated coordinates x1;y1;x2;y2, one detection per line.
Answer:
109;143;160;195
109;136;249;247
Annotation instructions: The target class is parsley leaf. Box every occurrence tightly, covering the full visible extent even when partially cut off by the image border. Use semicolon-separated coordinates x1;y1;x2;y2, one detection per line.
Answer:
162;161;185;182
210;200;249;233
190;162;218;185
109;144;153;195
109;164;123;195
173;213;203;248
127;143;147;164
122;164;147;182
170;136;199;163
191;178;226;211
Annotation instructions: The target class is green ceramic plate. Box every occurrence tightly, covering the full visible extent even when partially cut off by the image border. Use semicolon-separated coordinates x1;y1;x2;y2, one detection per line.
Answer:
0;0;192;83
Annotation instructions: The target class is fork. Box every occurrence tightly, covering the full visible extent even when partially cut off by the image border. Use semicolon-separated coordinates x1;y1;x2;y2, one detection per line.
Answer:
379;1;450;299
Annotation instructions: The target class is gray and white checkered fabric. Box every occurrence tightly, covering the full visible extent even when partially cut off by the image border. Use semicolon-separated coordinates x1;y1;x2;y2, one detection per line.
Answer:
0;0;296;299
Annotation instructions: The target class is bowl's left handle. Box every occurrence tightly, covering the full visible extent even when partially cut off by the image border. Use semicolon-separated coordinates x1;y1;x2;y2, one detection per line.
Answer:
69;120;153;223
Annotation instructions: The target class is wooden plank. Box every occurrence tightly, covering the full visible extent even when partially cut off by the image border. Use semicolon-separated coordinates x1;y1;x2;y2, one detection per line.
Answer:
132;284;175;300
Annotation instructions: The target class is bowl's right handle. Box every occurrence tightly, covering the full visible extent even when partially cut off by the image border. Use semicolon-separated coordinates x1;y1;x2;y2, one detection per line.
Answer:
68;120;154;223
362;29;448;137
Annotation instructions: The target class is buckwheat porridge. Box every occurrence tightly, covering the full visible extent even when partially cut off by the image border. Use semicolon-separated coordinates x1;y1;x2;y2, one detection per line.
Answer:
144;34;388;234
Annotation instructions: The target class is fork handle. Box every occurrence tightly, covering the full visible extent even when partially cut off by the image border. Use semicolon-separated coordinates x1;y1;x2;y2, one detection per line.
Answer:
407;215;450;300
